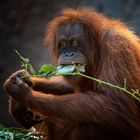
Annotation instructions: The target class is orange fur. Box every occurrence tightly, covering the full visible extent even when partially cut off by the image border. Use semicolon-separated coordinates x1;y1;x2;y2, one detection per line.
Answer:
4;8;140;140
45;8;140;91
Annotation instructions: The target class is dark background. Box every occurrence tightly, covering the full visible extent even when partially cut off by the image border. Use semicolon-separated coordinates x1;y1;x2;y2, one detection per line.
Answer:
1;0;140;127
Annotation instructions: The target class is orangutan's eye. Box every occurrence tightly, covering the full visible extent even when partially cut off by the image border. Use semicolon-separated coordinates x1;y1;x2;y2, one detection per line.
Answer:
71;40;79;47
60;41;67;47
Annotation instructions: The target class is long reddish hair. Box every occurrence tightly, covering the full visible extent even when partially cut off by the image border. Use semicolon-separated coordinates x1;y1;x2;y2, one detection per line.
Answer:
45;8;140;92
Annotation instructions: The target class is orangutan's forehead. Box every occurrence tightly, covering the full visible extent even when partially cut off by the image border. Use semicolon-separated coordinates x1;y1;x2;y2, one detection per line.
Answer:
56;23;83;39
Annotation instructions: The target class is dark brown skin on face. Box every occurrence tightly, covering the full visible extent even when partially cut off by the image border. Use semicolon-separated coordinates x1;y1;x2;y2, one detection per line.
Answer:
56;23;87;65
56;23;87;87
3;8;140;140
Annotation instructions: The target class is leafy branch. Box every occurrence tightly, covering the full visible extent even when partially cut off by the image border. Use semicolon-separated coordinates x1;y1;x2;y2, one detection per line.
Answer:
0;124;43;140
15;50;36;75
15;51;140;103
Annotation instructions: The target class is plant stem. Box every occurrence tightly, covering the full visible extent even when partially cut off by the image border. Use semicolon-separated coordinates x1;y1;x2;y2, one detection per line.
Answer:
76;72;140;102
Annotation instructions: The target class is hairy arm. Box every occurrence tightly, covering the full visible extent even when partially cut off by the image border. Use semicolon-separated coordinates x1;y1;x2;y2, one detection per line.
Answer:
4;70;136;126
31;76;74;95
19;90;136;125
4;70;73;128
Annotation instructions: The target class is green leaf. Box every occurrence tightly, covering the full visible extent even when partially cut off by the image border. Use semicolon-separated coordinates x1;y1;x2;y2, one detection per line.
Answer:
56;65;75;74
15;50;36;74
38;73;50;77
77;65;85;73
39;64;56;74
